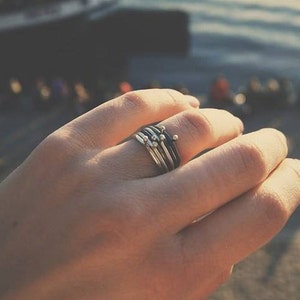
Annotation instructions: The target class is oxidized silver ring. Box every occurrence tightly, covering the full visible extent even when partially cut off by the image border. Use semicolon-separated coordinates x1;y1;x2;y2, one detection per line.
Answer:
135;125;180;174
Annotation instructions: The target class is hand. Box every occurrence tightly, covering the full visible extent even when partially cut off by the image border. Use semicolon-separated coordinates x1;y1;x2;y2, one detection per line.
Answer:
0;89;299;300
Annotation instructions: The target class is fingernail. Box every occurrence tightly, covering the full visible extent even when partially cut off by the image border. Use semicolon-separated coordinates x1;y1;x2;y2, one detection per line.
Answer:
185;95;200;108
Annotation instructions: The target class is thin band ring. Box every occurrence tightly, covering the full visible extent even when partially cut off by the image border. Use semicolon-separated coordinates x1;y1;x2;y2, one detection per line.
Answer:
135;125;180;174
141;127;174;171
149;125;180;169
136;132;168;172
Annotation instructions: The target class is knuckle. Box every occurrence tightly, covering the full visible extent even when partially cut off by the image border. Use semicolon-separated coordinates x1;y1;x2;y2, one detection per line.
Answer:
180;110;213;141
234;140;268;179
259;186;290;229
121;91;148;113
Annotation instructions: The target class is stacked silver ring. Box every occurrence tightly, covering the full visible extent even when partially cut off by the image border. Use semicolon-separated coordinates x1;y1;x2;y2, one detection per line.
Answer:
135;125;180;173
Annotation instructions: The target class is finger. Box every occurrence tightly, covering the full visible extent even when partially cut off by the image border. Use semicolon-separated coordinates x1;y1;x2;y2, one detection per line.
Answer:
96;108;243;179
178;158;300;269
140;129;288;234
59;89;200;150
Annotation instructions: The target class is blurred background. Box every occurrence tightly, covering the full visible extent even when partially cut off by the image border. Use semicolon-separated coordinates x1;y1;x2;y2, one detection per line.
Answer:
0;0;299;299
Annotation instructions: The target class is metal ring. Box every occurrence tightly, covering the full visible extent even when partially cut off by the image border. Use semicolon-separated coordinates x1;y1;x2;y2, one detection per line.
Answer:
150;125;180;168
141;127;174;171
135;125;180;174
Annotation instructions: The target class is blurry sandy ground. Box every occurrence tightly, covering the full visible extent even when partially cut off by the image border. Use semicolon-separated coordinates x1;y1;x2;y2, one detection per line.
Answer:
0;103;299;299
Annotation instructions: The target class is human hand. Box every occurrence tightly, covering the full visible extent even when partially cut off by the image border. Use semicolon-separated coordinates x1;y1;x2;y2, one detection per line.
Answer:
0;89;299;300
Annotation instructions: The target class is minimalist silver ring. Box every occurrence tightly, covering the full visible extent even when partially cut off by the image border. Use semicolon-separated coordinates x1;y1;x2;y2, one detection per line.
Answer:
135;125;180;174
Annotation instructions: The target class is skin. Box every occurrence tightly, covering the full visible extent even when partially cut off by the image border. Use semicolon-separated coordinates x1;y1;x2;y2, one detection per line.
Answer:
0;89;299;299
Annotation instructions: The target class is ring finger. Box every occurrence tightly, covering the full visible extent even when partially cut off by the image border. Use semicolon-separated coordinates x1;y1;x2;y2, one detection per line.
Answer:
95;108;244;179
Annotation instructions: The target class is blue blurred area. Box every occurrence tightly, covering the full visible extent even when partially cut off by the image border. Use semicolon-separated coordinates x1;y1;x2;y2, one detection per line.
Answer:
126;0;300;93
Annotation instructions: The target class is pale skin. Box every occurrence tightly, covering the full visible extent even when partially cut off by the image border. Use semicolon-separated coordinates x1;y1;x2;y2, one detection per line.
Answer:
0;89;299;299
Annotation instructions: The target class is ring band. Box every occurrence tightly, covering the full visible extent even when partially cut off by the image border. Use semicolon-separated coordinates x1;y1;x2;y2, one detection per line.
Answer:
135;125;180;173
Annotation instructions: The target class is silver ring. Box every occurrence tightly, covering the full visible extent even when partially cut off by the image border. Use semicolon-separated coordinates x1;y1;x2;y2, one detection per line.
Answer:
135;125;180;174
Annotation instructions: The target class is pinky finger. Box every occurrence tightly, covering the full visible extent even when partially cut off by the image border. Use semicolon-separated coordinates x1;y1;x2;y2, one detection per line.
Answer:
179;158;300;270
